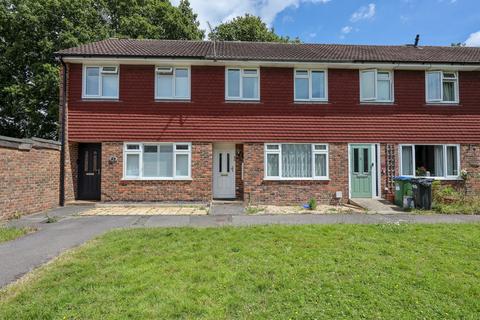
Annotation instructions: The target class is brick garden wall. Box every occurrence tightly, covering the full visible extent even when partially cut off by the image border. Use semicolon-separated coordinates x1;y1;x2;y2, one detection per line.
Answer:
235;144;244;199
460;144;480;195
100;142;213;202
243;143;349;205
0;136;61;219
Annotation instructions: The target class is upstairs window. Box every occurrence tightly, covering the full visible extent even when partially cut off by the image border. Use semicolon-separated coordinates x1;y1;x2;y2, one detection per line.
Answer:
426;71;458;103
124;143;191;179
360;69;393;102
294;69;327;101
155;67;190;100
83;66;119;99
265;143;328;180
226;68;259;100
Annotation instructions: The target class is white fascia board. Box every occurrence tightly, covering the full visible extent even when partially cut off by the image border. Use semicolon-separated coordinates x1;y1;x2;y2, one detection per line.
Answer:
62;57;480;71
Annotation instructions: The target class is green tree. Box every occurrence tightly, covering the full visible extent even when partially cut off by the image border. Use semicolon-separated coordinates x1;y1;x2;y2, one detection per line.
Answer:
208;14;299;43
0;0;204;139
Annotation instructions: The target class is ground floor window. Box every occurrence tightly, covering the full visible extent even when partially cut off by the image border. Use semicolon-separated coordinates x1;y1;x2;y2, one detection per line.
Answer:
264;143;328;179
399;144;460;178
123;142;191;179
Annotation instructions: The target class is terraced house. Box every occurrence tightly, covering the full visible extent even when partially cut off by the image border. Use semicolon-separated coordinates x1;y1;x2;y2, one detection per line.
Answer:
55;39;480;205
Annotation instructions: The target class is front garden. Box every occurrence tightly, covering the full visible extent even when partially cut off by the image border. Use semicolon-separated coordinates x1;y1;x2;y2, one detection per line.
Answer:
430;180;480;214
0;224;479;319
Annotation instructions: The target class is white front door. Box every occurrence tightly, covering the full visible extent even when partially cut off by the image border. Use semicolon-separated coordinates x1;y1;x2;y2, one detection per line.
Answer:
213;144;236;199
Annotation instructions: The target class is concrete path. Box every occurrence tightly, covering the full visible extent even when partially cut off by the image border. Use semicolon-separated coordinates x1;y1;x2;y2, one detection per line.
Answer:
209;201;245;216
350;198;404;214
1;206;479;288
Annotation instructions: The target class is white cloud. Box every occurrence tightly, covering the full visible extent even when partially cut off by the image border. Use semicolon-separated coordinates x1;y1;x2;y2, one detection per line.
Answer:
465;31;480;47
341;26;353;34
282;15;295;24
350;3;376;22
172;0;331;31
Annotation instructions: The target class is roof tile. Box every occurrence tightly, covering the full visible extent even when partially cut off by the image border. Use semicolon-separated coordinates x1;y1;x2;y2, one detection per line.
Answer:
56;38;480;64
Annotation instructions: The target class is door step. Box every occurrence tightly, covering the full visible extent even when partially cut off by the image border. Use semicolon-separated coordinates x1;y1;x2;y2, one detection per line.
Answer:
210;200;244;215
211;199;243;205
66;200;98;206
350;198;404;214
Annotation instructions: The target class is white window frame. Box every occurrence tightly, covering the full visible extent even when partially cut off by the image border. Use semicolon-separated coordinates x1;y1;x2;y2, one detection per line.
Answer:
294;69;328;102
425;71;459;104
398;144;461;179
123;142;192;180
225;67;260;101
82;65;119;99
264;143;329;180
359;69;394;103
154;66;191;100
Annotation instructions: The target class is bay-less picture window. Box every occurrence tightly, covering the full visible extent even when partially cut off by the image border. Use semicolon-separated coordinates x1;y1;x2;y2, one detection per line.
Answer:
294;69;327;101
83;66;119;99
226;68;259;100
124;143;191;179
265;143;328;179
426;71;458;103
399;144;460;178
155;67;190;100
360;69;393;102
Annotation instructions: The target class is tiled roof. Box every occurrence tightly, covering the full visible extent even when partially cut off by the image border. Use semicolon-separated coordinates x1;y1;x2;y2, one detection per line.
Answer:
57;39;211;58
56;38;480;64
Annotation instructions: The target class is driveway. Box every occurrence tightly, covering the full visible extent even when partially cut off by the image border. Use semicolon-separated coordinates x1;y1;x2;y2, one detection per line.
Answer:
1;205;479;288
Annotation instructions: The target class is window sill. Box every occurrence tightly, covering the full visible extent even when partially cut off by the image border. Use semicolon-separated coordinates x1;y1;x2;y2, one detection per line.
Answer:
155;99;191;103
360;101;395;106
81;98;120;102
121;178;192;181
425;103;460;107
400;176;462;181
294;101;329;105
225;99;261;103
264;177;330;181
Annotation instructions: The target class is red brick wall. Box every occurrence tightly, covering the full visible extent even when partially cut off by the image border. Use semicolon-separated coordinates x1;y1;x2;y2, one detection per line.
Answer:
243;143;349;205
235;144;244;199
64;141;480;204
64;142;78;201
380;143;480;199
460;144;480;195
0;141;60;219
100;142;212;202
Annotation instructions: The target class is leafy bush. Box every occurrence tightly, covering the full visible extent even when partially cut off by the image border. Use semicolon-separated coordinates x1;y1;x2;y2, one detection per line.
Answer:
308;198;317;210
432;181;462;204
432;181;480;214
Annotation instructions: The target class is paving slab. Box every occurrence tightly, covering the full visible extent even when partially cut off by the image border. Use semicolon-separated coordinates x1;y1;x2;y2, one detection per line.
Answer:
210;203;244;216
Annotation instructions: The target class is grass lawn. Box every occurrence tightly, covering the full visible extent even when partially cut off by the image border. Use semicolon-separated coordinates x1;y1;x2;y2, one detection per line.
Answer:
0;227;29;243
0;224;479;319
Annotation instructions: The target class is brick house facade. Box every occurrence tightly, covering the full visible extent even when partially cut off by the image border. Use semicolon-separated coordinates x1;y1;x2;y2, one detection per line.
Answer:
57;39;480;205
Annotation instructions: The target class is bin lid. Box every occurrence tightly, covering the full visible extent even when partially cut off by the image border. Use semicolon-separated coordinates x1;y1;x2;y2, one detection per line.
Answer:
393;176;413;181
411;178;435;186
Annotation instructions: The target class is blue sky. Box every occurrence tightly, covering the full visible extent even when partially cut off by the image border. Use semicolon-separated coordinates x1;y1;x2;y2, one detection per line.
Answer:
179;0;480;46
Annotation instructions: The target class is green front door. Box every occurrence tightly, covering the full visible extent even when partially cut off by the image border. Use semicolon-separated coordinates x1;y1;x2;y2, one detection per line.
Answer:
350;144;373;198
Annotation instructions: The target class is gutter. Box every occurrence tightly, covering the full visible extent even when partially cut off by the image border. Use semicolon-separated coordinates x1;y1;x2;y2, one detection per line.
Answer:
59;57;67;207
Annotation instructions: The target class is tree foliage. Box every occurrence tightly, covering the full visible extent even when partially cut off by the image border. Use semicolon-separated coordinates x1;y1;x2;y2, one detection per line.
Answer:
208;14;299;43
0;0;204;139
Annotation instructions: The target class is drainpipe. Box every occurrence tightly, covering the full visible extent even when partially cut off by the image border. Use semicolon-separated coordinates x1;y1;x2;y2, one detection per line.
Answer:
59;57;67;207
